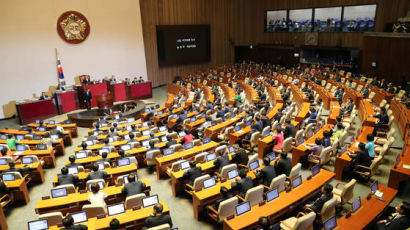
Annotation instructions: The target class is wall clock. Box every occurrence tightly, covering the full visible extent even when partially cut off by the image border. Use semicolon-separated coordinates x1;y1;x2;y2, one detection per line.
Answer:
57;11;90;44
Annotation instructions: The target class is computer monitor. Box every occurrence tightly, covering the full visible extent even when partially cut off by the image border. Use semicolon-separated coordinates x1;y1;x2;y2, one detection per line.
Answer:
180;161;190;170
16;135;24;140
191;117;196;122
266;188;279;202
228;146;234;153
206;153;216;161
163;148;174;156
173;114;178;119
51;188;67;198
88;181;104;191
161;136;168;142
118;158;130;167
298;137;304;145
85;141;94;146
178;131;186;137
22;157;33;164
97;162;105;170
266;153;276;162
75;151;87;159
145;108;150;113
142;195;159;208
264;130;270;137
127;117;135;123
35;120;40;124
51;134;59;140
0;135;6;140
38;127;46;132
202;137;211;144
71;211;88;224
33;135;42;140
311;164;321;177
228;169;239;180
108;137;114;143
0;158;8;165
68;167;78;174
203;178;216;189
142;130;150;136
249;161;260;171
235;201;251;216
341;145;347;153
184;142;194;150
121;144;131;151
292;176;302;189
126;126;132;131
2;174;15;181
371;180;378;193
142;122;148;127
246;121;251;126
323;216;337;230
16;145;26;151
37;144;47;150
48;120;55;125
28;219;48;230
107;203;125;216
395;154;401;166
211;121;217;126
142;141;150;148
159;126;167;132
124;134;130;140
155;104;160;109
235;126;241;132
352;197;361;213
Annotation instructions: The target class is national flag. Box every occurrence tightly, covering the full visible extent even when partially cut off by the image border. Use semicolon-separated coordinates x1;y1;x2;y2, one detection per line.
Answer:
56;49;66;85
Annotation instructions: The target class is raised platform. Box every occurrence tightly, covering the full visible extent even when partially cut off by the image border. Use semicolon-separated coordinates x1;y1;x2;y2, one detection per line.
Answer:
67;100;146;127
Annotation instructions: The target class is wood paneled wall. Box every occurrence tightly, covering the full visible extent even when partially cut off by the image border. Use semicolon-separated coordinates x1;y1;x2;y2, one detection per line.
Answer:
140;0;410;86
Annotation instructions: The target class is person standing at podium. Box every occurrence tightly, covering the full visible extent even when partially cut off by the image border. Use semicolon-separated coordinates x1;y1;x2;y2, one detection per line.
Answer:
84;88;92;110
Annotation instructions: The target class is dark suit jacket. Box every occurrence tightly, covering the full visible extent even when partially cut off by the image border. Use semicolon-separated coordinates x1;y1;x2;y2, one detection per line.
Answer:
66;163;82;168
121;181;146;197
58;174;78;185
232;176;253;197
214;155;230;173
351;150;372;167
257;165;277;186
84;91;92;101
310;193;333;213
284;124;296;139
375;113;389;125
143;214;173;229
183;166;202;185
274;158;292;176
86;171;109;181
212;195;233;210
378;215;410;230
232;151;249;166
261;117;270;128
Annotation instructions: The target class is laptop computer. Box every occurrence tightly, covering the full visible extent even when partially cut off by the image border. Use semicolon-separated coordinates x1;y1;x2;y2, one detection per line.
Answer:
48;120;55;125
88;181;105;191
266;152;276;162
184;142;194;150
235;126;241;132
0;158;8;165
266;188;279;202
203;178;216;189
142;130;150;136
0;135;6;140
249;161;260;171
142;122;148;127
123;175;137;184
371;180;378;194
124;134;130;140
228;169;239;180
35;120;40;124
159;126;167;132
311;164;321;177
107;203;125;216
264;130;270;138
16;145;26;151
202;137;211;144
157;110;163;116
68;167;78;174
163;148;174;156
38;127;46;132
191;117;196;122
85;141;94;146
27;219;48;230
206;153;216;161
121;144;131;151
323;216;337;230
161;136;168;142
71;211;88;224
180;161;190;170
75;151;87;159
37;144;47;150
142;195;159;208
118;158;130;167
2;174;15;181
22;157;34;164
156;104;160;109
127;118;135;123
142;140;150;148
173;114;178;119
235;201;251;216
145;108;150;113
108;137;114;143
33;135;42;140
16;135;24;140
126;126;132;131
51;188;67;198
211;121;217;126
97;162;105;170
246;121;251;126
352;197;361;213
178;131;186;137
292;176;302;189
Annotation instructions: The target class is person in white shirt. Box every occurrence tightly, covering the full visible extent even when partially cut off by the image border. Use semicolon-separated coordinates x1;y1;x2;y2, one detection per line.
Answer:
88;183;108;212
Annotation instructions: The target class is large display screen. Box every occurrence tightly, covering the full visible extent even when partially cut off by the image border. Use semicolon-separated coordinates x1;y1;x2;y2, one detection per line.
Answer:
314;7;342;32
265;10;288;32
156;25;210;66
343;4;376;32
289;9;313;32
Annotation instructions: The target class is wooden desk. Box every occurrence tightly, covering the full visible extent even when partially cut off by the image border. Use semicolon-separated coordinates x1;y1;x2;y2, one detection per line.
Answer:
391;100;410;145
229;127;251;146
205;112;246;140
388;145;410;189
328;101;341;125
0;162;44;183
334;126;373;180
0;204;7;230
337;184;397;229
36;180;150;215
5;179;29;204
295;103;311;122
223;170;335;230
370;85;394;105
359;100;376;126
186;118;206;131
291;124;332;165
155;141;219;179
16;99;58;125
9;148;56;168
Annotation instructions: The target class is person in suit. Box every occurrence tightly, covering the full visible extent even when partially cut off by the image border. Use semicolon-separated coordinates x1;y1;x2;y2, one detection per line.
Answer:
254;117;264;132
274;153;292;176
260;112;270;128
256;157;277;187
372;107;389;136
183;160;202;187
232;148;249;166
349;142;372;172
143;203;173;230
57;167;78;186
207;186;232;214
307;108;318;124
165;136;177;148
305;183;333;213
86;163;109;181
109;218;120;230
256;216;274;230
60;215;87;230
39;92;49;100
121;174;146;197
66;155;82;168
284;119;296;139
84;88;92;110
360;87;370;98
340;98;354;115
214;150;231;174
231;168;253;197
377;201;410;229
97;152;112;166
2;160;31;175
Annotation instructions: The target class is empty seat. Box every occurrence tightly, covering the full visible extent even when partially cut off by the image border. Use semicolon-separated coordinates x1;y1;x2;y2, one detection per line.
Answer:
125;193;146;209
38;212;63;226
332;179;356;205
54;184;76;194
82;204;106;219
280;212;316;230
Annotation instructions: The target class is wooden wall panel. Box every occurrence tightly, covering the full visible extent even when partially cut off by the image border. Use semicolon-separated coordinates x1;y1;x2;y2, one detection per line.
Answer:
140;0;409;86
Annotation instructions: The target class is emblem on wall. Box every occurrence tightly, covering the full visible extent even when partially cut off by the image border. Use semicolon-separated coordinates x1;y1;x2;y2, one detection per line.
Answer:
57;11;90;44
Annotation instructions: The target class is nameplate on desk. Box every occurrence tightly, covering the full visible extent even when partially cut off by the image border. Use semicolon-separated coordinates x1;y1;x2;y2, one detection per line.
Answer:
42;196;50;200
132;206;141;211
226;215;234;220
259;201;266;206
79;190;87;194
97;215;106;219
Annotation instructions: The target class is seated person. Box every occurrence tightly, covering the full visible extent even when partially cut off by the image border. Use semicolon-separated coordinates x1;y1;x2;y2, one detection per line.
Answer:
58;167;78;186
41;133;53;148
143;203;173;230
97;152;112;166
365;134;375;157
322;131;331;147
66;155;82;168
283;119;296;139
274;153;292;176
180;129;194;144
214;150;231;174
340;98;354;115
256;157;276;187
6;134;18;151
165;136;177;148
350;142;372;171
232;148;248;166
2;160;31;174
305;183;333;213
0;148;12;158
271;128;284;152
372;107;389;136
307;138;323;158
39;92;49;100
307;108;318;124
60;214;87;230
376;201;410;230
88;183;108;212
0;179;9;201
121;174;146;197
231;168;253;198
330;123;344;145
86;163;109;181
183;160;203;187
207;186;232;214
256;216;274;230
